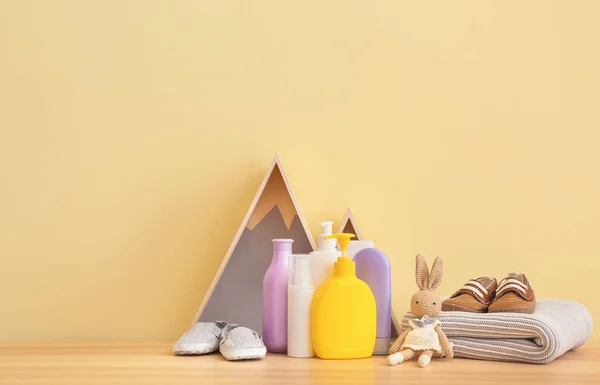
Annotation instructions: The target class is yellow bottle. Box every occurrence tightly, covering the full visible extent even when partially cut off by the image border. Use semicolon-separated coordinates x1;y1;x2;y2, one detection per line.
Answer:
311;233;376;359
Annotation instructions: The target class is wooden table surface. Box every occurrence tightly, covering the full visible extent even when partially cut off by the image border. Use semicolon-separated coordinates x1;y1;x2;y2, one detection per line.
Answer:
0;343;598;384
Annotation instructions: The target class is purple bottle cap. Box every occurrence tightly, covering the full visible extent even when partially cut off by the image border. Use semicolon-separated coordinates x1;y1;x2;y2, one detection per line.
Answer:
272;238;294;251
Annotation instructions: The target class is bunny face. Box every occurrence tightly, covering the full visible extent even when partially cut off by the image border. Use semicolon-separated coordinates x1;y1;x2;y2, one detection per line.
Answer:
411;290;441;318
411;254;444;319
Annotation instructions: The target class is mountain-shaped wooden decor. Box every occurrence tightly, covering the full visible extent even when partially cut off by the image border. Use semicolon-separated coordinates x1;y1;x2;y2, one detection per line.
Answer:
338;209;363;240
338;208;402;341
192;156;316;332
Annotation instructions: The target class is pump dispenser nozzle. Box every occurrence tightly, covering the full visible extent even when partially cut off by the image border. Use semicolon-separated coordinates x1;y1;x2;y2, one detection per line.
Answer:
324;233;355;256
317;221;337;250
323;233;356;277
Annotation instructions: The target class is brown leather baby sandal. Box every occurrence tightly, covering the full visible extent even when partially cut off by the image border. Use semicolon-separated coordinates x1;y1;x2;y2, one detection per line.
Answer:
488;273;536;314
441;276;498;313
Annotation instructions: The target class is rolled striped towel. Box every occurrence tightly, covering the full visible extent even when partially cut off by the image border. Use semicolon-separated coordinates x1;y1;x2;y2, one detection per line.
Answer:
401;299;593;364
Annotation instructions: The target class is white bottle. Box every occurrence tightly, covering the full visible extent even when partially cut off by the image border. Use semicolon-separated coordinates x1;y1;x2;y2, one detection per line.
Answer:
309;221;341;289
288;254;315;358
346;240;375;258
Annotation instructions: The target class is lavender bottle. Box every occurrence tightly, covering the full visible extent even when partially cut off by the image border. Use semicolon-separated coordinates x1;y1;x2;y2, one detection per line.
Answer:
353;248;391;355
262;239;293;353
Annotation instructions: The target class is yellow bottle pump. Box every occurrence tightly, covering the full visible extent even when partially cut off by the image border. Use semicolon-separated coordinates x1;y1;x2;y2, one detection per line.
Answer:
311;233;377;359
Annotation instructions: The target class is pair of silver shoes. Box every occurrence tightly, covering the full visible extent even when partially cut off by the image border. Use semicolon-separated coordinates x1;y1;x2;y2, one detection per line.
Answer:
173;321;267;361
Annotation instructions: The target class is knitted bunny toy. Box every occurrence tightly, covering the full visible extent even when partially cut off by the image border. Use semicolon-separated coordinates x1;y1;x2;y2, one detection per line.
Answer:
387;255;453;368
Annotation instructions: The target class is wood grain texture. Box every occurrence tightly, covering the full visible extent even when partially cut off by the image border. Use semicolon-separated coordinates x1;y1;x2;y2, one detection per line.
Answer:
0;343;598;385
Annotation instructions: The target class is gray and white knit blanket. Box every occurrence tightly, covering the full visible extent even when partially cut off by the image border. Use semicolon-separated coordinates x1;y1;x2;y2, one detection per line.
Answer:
401;299;593;364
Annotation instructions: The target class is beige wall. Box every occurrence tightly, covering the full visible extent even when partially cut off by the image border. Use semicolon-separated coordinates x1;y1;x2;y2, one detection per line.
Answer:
1;1;598;342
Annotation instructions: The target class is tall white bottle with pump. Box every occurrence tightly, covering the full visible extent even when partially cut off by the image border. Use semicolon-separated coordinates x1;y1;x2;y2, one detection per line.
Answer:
310;221;342;289
288;254;315;358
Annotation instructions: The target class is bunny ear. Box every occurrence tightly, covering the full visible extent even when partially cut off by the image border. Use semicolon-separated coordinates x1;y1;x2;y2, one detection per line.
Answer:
428;257;444;290
415;254;429;289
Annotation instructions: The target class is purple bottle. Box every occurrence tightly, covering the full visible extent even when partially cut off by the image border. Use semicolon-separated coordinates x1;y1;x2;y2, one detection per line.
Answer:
262;239;293;353
353;248;391;355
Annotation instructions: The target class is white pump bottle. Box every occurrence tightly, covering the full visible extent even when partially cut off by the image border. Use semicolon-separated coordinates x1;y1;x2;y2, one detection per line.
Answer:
309;221;342;290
